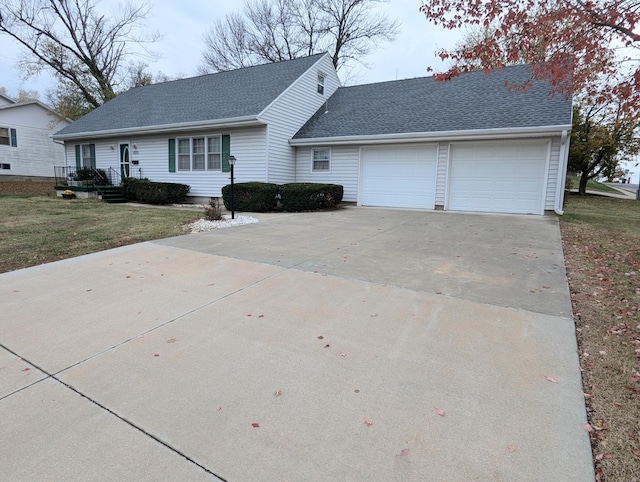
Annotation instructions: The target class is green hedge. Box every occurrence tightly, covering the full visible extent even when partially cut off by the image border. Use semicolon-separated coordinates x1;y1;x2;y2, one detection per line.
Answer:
221;182;343;212
279;183;343;211
221;182;279;212
122;178;190;205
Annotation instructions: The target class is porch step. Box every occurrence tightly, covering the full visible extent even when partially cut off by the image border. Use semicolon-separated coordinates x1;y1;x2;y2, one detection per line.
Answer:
97;185;127;203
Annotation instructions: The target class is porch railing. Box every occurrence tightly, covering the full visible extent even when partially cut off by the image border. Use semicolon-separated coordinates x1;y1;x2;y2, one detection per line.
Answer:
54;166;123;187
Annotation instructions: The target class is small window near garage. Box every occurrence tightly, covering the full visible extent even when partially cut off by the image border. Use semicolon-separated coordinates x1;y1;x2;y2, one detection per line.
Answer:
317;74;325;95
0;127;17;147
1;163;11;169
312;148;330;172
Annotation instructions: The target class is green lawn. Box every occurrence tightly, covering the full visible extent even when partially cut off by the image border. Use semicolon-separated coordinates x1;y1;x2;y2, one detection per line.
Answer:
0;194;202;274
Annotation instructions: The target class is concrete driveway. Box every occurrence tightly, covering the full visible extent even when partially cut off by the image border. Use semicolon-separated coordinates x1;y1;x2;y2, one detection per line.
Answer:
0;207;593;481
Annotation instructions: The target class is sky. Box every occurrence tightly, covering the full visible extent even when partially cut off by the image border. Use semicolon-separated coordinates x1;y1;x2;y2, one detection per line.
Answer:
0;0;462;100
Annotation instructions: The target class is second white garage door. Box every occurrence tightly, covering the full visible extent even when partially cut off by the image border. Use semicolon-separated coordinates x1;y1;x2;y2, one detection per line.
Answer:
448;141;549;215
361;145;437;209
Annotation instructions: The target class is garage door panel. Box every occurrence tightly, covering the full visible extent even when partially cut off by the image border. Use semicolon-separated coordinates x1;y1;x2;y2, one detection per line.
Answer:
449;141;547;215
361;146;437;209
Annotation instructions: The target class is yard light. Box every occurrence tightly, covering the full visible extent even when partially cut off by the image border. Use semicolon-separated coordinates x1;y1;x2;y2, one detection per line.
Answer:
228;155;237;219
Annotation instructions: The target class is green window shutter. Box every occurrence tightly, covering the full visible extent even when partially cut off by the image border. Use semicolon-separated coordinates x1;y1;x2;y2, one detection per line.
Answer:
221;134;230;173
9;128;17;147
89;144;96;168
75;145;81;169
168;138;176;172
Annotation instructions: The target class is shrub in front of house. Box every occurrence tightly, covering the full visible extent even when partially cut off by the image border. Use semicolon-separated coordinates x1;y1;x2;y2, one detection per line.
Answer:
279;183;343;211
221;182;279;212
122;178;190;204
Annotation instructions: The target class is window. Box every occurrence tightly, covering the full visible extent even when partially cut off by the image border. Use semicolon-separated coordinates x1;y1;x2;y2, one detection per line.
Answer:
317;74;325;95
81;144;94;167
176;135;222;171
0;127;17;147
192;138;205;170
1;163;11;169
312;148;330;171
208;137;221;170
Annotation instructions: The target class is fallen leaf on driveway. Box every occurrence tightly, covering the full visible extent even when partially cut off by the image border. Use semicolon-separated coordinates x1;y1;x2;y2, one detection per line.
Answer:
167;337;177;344
154;353;160;357
258;314;264;318
583;423;593;432
216;405;222;411
398;449;409;457
508;445;516;453
22;367;30;372
339;352;346;357
274;390;282;396
251;423;260;428
324;344;330;348
364;419;373;426
435;408;445;416
545;376;558;383
317;335;324;339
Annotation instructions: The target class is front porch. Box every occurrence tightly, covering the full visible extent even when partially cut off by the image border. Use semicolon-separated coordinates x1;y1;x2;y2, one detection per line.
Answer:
54;166;127;203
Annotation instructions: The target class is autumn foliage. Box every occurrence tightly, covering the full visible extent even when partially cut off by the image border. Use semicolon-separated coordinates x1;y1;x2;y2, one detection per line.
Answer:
420;0;640;113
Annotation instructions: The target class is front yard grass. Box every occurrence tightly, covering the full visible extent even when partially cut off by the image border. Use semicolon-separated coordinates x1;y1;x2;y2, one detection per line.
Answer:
0;191;201;274
560;194;640;480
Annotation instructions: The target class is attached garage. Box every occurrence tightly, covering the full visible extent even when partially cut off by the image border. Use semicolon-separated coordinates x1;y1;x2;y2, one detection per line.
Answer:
360;145;437;209
447;140;549;215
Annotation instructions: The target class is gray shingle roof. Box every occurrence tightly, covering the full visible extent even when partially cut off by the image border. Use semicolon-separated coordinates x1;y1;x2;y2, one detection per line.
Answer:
293;64;572;140
55;53;326;137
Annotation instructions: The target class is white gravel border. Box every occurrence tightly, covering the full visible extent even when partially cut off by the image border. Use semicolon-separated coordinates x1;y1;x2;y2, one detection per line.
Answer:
187;214;259;232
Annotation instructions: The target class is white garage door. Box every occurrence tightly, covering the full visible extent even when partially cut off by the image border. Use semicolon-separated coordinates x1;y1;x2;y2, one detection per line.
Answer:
448;141;548;214
361;145;437;209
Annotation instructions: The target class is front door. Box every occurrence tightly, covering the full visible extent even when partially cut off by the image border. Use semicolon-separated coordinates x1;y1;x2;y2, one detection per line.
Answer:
119;143;130;179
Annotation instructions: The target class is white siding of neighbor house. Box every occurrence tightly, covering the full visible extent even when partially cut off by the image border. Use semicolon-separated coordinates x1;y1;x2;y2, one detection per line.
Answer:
259;54;340;184
0;104;69;178
294;145;359;201
64;126;268;198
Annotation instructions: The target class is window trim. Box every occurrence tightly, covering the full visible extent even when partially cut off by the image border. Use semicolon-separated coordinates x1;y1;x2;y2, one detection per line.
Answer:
175;135;223;172
311;147;331;173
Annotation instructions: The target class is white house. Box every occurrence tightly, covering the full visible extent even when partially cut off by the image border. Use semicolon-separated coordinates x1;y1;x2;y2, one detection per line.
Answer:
52;53;572;215
0;93;70;180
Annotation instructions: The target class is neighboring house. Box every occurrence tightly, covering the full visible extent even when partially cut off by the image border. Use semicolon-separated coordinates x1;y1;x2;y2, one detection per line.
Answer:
52;53;572;215
0;93;71;180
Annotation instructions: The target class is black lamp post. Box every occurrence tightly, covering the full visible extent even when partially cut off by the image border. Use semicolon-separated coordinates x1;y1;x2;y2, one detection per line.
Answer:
228;155;236;219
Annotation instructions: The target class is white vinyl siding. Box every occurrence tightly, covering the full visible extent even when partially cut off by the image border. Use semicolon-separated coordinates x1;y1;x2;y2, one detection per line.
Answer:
259;54;340;184
295;145;359;201
85;127;267;198
0;103;69;178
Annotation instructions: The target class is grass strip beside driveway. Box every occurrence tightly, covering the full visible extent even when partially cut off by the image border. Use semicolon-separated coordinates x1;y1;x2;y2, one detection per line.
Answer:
0;194;201;274
560;194;640;481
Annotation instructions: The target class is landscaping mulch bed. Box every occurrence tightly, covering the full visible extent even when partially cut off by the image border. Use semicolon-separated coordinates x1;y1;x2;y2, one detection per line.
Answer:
0;180;56;196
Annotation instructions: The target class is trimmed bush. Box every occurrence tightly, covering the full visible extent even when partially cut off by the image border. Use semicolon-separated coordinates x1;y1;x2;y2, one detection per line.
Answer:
221;182;279;212
279;183;343;211
122;178;190;204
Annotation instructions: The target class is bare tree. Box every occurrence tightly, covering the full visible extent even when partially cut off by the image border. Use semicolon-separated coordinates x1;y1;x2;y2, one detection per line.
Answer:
199;0;398;76
0;0;159;110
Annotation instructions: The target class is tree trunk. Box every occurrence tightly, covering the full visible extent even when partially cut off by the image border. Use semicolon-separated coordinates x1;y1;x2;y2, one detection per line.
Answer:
578;171;589;195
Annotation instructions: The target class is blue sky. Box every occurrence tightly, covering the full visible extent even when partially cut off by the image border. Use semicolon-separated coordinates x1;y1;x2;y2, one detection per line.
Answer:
0;0;461;99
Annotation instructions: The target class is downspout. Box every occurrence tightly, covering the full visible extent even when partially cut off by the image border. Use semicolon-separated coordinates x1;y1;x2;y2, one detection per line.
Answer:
555;129;569;215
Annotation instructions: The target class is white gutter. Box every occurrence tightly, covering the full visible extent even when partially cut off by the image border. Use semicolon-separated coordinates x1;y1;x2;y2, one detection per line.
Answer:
289;125;572;146
555;129;570;215
52;115;264;141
